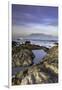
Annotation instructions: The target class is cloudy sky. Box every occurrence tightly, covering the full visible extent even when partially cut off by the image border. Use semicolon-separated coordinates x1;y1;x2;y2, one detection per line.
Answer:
12;4;58;39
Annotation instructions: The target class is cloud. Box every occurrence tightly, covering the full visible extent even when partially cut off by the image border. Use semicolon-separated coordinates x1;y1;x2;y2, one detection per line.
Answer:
12;23;58;40
12;5;58;40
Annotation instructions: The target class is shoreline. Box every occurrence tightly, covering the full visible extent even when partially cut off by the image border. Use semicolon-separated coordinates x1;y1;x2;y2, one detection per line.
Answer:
12;42;58;85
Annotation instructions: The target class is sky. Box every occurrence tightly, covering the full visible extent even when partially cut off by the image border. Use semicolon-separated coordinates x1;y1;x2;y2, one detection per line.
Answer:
12;4;58;39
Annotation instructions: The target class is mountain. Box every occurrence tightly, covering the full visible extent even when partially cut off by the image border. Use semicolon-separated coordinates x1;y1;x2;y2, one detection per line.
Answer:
24;33;58;40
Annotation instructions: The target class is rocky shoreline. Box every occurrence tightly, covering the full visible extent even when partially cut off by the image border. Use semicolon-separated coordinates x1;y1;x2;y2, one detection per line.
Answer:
12;41;49;67
12;41;58;85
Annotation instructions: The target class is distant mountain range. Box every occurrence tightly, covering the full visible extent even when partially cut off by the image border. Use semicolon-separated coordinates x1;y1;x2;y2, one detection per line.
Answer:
23;33;58;40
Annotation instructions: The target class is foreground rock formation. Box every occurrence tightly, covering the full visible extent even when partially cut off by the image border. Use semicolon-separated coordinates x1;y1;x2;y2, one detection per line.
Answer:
12;41;49;53
12;42;49;67
12;49;35;67
12;45;58;85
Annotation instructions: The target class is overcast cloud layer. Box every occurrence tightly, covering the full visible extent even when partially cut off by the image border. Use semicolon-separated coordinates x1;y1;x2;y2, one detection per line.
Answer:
12;4;58;39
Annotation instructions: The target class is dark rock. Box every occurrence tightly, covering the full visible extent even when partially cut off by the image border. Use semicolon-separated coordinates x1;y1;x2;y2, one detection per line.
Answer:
54;42;58;46
25;41;31;44
12;41;17;47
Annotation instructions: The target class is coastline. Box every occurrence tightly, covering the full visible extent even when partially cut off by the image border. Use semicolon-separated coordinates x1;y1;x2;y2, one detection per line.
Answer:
12;41;58;85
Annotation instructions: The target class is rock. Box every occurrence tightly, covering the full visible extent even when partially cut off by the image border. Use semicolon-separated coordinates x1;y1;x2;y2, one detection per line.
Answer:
54;42;58;46
12;49;35;67
12;41;17;47
12;41;20;47
25;41;31;44
12;46;58;85
19;43;49;52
